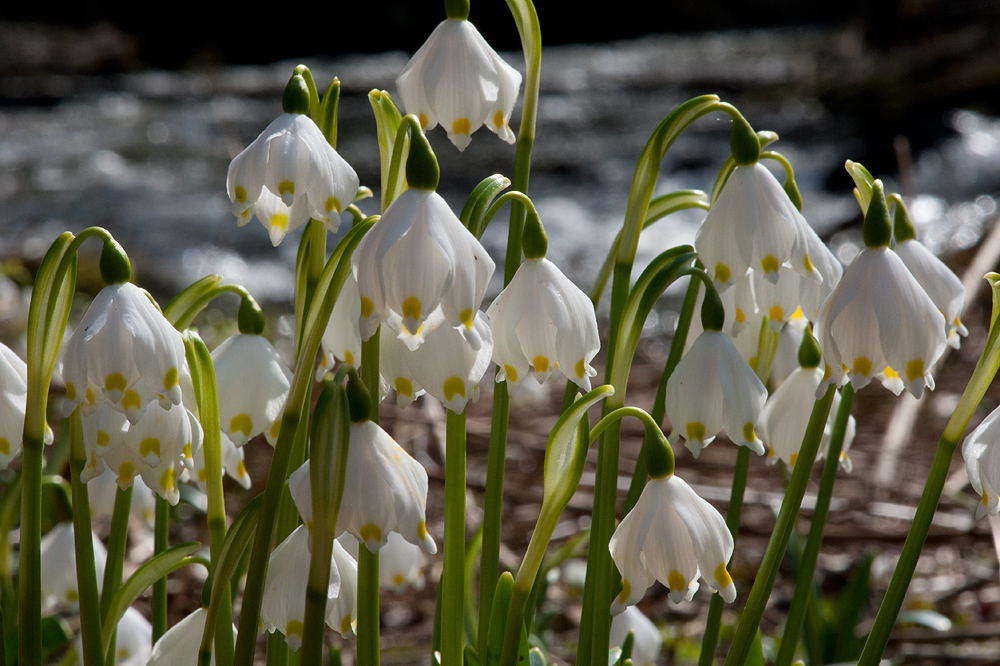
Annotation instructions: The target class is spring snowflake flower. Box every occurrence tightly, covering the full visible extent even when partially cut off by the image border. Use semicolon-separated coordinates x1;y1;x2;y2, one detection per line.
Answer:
814;246;946;399
610;607;663;666
396;18;522;151
212;333;292;447
261;525;358;648
895;237;967;349
0;342;31;469
664;330;768;458
486;257;599;391
147;608;236;666
227;112;360;243
289;420;436;555
339;532;426;591
62;282;186;424
110;607;153;666
353;188;495;349
188;431;251;490
609;474;735;613
317;274;363;380
39;522;107;611
962;405;1000;519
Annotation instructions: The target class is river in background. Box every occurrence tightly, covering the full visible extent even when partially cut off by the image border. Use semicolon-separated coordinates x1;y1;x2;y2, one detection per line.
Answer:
1;27;999;335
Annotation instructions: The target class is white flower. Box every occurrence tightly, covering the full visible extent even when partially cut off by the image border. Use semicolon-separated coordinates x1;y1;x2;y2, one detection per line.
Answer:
759;367;856;471
39;522;107;611
88;468;156;526
62;282;186;424
212;333;292;447
189;431;251;491
486;257;600;391
289;420;436;555
112;607;153;666
609;607;663;666
664;330;768;458
338;532;426;592
317;274;363;380
814;246;947;399
227;112;360;242
609;474;735;613
396;18;522;151
261;525;358;648
695;163;813;288
895;238;967;349
0;342;28;469
353;188;495;349
962;405;1000;519
379;329;426;408
147;608;236;666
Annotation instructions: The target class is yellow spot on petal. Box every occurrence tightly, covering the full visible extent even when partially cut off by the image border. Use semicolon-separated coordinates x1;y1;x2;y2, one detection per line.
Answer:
884;366;899;380
402;297;421;323
575;358;587;379
803;254;814;273
341;616;353;635
748;356;759;371
983;491;990;506
121;391;141;411
504;365;518;383
360;523;382;545
393;574;405;586
667;570;686;592
852;356;873;377
822;363;831;381
743;422;756;443
105;372;128;393
164;368;178;390
395;377;413;398
66;382;76;401
791;307;805;320
618;579;631;605
119;462;134;486
789;453;798;466
231;413;253;437
768;447;775;458
325;196;341;214
494;110;506;128
270;420;282;440
452;118;471;136
686;422;706;442
761;255;780;274
360;296;374;319
270;213;288;230
66;589;78;602
735;308;745;323
285;620;303;640
460;308;474;329
344;351;354;365
198;469;207;482
237;461;247;478
161;468;175;492
418;113;428;129
533;356;549;373
140;438;160;458
97;431;110;448
277;180;295;197
0;438;8;456
906;359;925;382
714;562;733;588
417;521;428;541
715;263;731;284
235;185;247;204
443;377;466;401
768;306;784;321
85;387;95;405
183;443;192;458
88;451;98;469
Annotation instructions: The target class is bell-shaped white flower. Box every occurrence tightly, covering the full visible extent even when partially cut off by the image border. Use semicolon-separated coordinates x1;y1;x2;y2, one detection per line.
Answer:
39;522;107;611
486;257;600;391
261;525;358;648
379;329;427;408
111;606;153;666
89;467;157;526
396;18;522;151
147;608;236;666
338;532;426;592
317;274;363;380
609;607;663;666
962;405;1000;519
0;342;28;469
227;112;360;240
895;238;967;349
695;163;810;288
664;330;768;458
289;420;437;555
352;188;495;349
609;474;735;613
189;431;251;491
62;282;186;423
212;333;292;447
814;246;947;399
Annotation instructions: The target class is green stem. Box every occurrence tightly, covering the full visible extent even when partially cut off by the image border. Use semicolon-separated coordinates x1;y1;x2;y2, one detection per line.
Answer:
775;385;855;666
478;379;509;659
442;409;468;666
723;387;836;666
68;409;103;666
357;548;380;666
101;485;132;666
153;497;169;643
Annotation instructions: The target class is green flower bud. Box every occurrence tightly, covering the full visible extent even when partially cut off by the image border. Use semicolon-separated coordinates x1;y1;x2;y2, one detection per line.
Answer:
521;207;548;260
99;236;131;285
797;325;821;369
406;128;441;191
282;73;311;116
730;112;760;166
346;367;373;423
862;180;892;249
237;294;265;336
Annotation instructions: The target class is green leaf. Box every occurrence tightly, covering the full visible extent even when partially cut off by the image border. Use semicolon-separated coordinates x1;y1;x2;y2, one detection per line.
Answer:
845;160;875;214
318;77;341;148
465;645;483;666
369;90;407;210
461;174;511;239
486;572;514;666
162;274;224;329
40;615;73;654
102;542;206;656
745;630;764;666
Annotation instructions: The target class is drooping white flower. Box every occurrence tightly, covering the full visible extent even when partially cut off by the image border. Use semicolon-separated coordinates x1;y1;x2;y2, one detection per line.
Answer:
62;282;186;424
609;474;735;613
212;333;292;447
664;330;768;458
317;274;363;381
396;18;522;151
486;257;599;391
609;607;663;666
379;329;427;408
88;467;157;526
112;606;153;666
814;246;947;399
189;431;251;491
895;237;967;349
962;405;1000;519
227;112;360;241
261;525;358;649
0;342;28;469
39;522;107;611
695;163;811;288
338;532;426;592
147;608;236;666
289;420;436;555
352;188;495;350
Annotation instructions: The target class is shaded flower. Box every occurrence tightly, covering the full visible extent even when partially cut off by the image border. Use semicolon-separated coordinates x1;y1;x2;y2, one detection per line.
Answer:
486;257;599;391
188;431;251;491
962;405;1000;519
112;606;153;666
609;474;735;613
147;608;236;666
396;18;522;151
227;112;360;242
338;532;426;592
664;330;767;458
895;237;967;349
39;522;107;611
212;333;292;447
352;188;495;349
0;342;28;469
609;607;663;666
317;274;363;380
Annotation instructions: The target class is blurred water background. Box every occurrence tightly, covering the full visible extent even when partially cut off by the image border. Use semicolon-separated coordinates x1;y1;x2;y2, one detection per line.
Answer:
1;6;999;331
